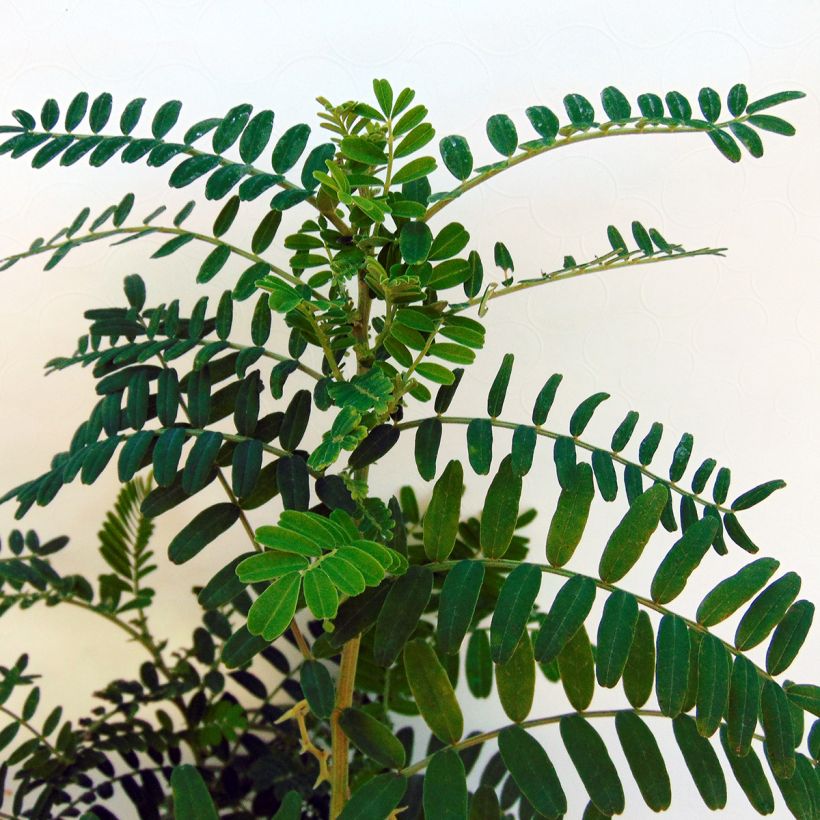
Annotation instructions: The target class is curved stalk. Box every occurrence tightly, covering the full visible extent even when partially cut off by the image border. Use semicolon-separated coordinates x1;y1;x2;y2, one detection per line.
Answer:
399;708;767;777
427;557;778;685
395;415;735;516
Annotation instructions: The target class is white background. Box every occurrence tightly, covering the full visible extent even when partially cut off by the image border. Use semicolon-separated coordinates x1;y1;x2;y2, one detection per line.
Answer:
0;1;818;817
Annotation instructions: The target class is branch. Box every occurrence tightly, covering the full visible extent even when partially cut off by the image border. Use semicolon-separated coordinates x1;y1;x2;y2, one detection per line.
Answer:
395;416;733;516
399;707;767;777
427;557;779;686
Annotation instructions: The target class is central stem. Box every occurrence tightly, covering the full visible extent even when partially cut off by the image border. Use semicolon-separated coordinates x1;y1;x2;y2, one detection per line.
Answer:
329;266;373;817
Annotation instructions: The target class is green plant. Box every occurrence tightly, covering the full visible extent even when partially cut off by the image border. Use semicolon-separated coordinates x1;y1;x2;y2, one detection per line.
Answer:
0;79;816;819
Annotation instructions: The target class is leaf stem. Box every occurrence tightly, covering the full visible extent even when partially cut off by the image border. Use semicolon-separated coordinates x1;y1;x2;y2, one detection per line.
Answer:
395;415;735;516
427;557;778;685
399;707;767;777
423;114;755;223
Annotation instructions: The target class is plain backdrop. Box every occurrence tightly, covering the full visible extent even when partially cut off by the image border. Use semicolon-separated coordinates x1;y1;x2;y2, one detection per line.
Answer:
0;1;818;817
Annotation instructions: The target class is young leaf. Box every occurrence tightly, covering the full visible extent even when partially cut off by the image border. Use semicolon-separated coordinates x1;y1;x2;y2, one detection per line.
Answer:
403;639;463;744
246;572;301;641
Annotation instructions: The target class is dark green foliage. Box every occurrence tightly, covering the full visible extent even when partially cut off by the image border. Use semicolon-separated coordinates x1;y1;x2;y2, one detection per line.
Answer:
0;79;811;820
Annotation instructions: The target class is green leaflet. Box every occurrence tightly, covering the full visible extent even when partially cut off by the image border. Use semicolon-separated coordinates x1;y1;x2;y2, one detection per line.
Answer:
168;503;240;564
429;222;469;261
403;639;463;744
650;516;718;604
546;462;594;567
615;711;671;811
255;525;321;556
591;450;617;501
510;425;536;477
437;560;485;655
557;624;594;711
373;566;433;667
697;557;779;626
696;633;730;738
772;753;814;819
400;221;433;264
731;479;786;511
415;418;442;482
480;455;521;559
560;715;625;816
338;774;407;820
760;680;796;780
490;563;541;664
181;431;222;495
236;551;308;582
466;630;493;698
279;389;312;451
766;600;814;675
595;589;639;688
533;574;596;663
170;764;218;820
498;725;566;819
486;113;518;156
496;633;535;723
423;459;463;561
339;708;405;769
718;727;775;815
598;483;668;582
469;785;501;819
656;614;690;717
735;571;801;650
300;660;334;720
303;567;339;619
727;654;759;756
672;714;727;810
569;392;609;436
439;134;473;180
487;353;514;417
424;750;468;820
466;418;492;474
246;572;301;641
272;124;310;173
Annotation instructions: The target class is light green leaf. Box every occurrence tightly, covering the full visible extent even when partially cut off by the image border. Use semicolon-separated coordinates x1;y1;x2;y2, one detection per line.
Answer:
480;455;521;559
697;557;780;626
170;764;218;820
423;459;463;561
546;462;595;567
246;572;301;641
496;633;535;723
404;639;463;743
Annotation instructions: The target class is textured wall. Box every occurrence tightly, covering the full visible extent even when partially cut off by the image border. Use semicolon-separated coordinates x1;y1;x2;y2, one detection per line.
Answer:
0;1;818;817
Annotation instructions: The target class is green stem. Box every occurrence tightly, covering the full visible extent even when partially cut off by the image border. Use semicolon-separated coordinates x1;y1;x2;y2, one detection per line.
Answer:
399;708;767;777
423;114;754;223
0;703;59;755
448;245;725;315
395;415;734;516
427;558;777;685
